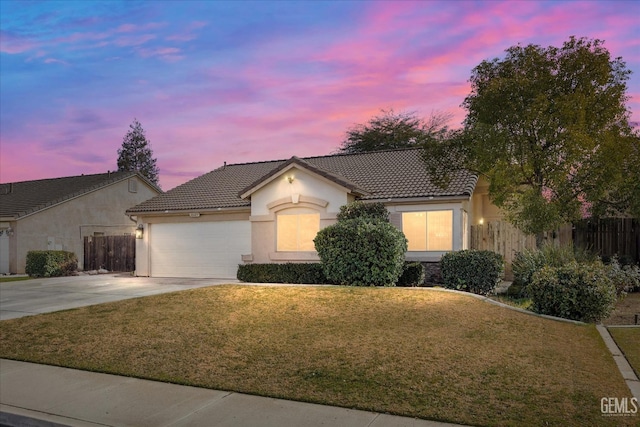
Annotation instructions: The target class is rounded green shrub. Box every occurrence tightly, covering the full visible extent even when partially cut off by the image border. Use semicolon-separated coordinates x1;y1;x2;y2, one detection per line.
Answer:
527;262;616;322
440;250;504;295
314;218;407;286
25;250;77;278
336;201;389;222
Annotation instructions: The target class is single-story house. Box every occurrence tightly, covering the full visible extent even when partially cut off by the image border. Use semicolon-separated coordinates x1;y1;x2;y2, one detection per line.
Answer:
0;171;161;274
127;148;501;279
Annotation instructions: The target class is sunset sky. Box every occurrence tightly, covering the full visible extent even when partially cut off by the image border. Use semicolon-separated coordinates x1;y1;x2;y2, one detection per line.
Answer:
1;0;639;190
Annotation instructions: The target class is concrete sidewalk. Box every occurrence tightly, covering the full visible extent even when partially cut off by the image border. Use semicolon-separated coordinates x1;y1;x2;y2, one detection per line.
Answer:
0;359;467;427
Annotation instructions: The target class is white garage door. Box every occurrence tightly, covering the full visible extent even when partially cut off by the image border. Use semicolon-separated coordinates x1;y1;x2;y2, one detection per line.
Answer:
150;221;251;278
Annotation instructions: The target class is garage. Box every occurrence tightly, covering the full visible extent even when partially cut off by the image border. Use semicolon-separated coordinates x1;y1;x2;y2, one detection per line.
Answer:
149;221;251;279
0;232;9;274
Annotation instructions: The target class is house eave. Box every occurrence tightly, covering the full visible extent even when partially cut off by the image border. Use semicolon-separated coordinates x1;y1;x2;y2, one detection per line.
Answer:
365;194;472;205
130;206;251;217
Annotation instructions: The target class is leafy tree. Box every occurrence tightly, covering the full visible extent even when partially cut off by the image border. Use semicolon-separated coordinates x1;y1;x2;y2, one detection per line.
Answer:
117;119;160;187
339;109;452;153
423;37;640;236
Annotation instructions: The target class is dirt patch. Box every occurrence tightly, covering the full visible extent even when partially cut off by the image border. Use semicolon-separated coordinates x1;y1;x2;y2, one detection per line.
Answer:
603;292;640;325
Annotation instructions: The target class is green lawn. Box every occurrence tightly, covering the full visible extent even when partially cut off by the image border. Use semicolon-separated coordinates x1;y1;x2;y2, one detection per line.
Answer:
0;276;31;283
609;327;640;378
0;285;634;427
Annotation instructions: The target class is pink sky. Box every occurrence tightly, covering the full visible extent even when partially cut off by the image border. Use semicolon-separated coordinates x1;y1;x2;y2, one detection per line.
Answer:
1;0;638;190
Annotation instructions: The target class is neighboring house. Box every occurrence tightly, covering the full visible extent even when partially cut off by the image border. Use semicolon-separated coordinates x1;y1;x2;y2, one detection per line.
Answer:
0;172;162;274
128;149;499;279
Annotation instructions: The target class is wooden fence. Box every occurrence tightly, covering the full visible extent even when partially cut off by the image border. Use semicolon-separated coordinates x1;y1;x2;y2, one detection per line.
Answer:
572;218;640;264
84;235;135;272
470;221;537;278
471;219;640;278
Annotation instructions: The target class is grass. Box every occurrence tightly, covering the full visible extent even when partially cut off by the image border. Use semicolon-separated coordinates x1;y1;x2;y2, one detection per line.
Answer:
0;285;635;427
0;276;31;283
608;327;640;378
490;295;533;310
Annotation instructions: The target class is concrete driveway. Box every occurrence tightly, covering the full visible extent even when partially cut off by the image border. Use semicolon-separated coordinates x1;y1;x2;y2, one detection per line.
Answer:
0;274;236;320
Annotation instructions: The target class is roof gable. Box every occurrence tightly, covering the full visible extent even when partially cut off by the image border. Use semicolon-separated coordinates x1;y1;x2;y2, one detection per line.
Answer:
238;156;370;199
1;171;160;219
127;149;478;214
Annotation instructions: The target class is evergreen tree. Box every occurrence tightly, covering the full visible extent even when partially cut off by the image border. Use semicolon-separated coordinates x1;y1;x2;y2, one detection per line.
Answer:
117;119;160;187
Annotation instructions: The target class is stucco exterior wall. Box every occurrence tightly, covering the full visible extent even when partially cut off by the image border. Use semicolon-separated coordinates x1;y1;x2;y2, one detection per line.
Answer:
250;167;349;216
470;177;503;225
247;166;347;264
11;177;158;274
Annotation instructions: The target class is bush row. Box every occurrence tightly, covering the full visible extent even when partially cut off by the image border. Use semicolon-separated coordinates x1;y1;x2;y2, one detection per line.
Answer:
237;263;328;284
25;250;78;278
237;261;427;287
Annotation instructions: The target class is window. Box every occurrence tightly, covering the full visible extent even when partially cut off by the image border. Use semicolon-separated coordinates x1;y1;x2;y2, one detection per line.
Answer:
277;213;320;251
402;210;453;251
128;179;138;193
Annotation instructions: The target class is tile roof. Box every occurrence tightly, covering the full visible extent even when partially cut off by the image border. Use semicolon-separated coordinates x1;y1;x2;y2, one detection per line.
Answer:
0;171;149;219
127;148;478;214
239;156;370;198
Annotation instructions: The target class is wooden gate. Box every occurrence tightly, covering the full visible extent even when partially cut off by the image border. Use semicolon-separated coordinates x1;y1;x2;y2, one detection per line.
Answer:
470;221;538;279
84;235;135;272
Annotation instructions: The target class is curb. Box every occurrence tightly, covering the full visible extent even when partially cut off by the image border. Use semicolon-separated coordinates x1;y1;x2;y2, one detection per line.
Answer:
0;405;98;427
423;286;587;324
596;325;640;400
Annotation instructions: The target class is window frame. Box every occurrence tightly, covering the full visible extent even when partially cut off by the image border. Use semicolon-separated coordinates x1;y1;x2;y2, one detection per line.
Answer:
402;209;454;252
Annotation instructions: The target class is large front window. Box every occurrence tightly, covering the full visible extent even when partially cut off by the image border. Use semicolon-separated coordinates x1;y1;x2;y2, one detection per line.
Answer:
402;210;453;251
277;213;320;251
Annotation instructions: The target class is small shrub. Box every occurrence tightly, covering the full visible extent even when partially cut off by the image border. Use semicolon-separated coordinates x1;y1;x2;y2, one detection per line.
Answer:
396;262;425;287
440;250;504;295
25;251;77;278
336;201;389;222
237;263;328;284
512;244;597;289
314;218;407;286
527;263;616;323
605;256;640;295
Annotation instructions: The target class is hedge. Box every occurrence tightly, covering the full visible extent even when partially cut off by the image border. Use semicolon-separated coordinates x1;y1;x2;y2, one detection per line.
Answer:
528;262;617;323
440;250;504;295
25;250;78;278
237;263;329;284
